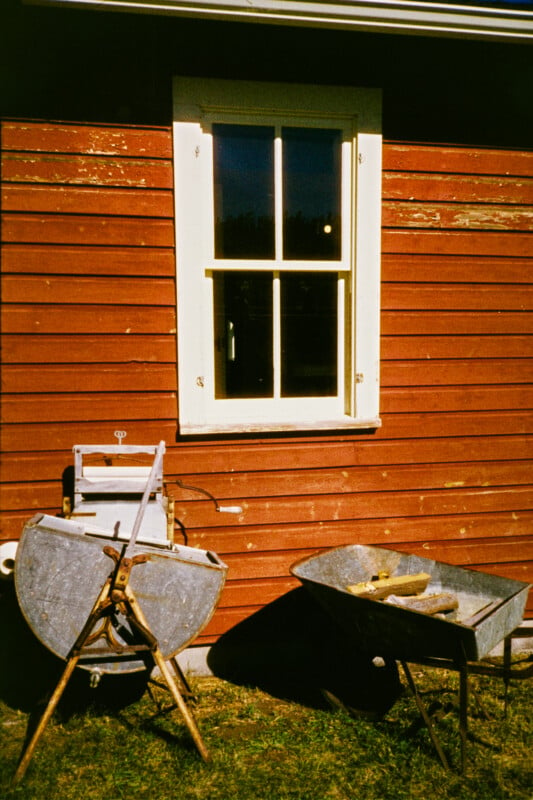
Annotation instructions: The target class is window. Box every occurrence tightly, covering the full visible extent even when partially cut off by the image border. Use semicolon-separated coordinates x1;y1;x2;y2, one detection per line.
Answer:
173;78;382;434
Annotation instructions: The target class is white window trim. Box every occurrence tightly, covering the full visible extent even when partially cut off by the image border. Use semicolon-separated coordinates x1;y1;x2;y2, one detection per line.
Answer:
173;76;382;435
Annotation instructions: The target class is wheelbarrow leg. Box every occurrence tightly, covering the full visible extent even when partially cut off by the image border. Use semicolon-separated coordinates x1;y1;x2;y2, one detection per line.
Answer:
503;635;512;717
400;661;450;771
458;659;469;775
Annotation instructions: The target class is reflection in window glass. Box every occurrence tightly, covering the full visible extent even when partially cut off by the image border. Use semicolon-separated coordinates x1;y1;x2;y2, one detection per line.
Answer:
281;273;337;397
213;272;273;398
213;124;275;259
283;128;341;260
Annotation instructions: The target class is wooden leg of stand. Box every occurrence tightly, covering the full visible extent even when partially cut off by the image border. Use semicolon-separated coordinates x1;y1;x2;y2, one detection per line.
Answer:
152;649;210;762
12;654;80;787
170;656;194;700
125;586;210;762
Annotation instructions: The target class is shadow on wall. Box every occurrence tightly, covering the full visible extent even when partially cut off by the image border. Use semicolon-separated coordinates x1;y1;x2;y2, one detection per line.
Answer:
207;587;402;717
0;579;401;720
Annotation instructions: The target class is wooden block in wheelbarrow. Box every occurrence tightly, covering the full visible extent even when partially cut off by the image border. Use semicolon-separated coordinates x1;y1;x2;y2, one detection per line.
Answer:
346;572;430;600
384;592;459;615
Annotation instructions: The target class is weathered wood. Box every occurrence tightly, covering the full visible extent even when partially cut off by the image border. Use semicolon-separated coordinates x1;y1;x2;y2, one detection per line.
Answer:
1;153;173;188
382;335;532;360
218;539;533;582
170;435;532;472
216;577;301;608
476;561;533;579
1;305;176;334
1;408;529;451
378;411;531;439
166;460;533;501
384;592;459;614
382;284;532;311
196;607;264;642
382;386;533;413
0;419;178;454
3;508;531;561
383;202;533;231
2;213;175;247
399;536;533;567
3;468;532;521
2;275;175;305
381;359;533;386
7;337;530;370
382;311;533;335
1;244;176;276
187;517;533;558
2;335;176;364
172;486;533;529
0;363;173;394
346;573;431;599
1;392;177;423
383;230;533;257
1;185;174;217
0;121;173;158
382;172;533;204
381;255;532;285
382;143;533;177
1;435;531;484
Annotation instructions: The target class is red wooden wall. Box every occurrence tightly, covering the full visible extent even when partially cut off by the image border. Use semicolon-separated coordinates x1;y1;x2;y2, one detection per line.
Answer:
1;120;532;643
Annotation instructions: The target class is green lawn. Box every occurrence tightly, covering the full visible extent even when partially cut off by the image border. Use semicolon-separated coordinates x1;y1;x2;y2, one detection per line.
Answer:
1;661;531;800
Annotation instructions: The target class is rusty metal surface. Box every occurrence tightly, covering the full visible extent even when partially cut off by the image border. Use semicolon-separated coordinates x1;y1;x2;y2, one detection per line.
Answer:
291;545;529;662
15;514;227;674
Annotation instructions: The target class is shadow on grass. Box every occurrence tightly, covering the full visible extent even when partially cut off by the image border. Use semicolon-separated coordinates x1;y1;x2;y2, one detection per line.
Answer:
207;587;403;716
0;582;148;721
1;579;401;755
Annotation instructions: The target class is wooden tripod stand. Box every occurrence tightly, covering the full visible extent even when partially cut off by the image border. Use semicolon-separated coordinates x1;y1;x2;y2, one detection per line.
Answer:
12;542;210;787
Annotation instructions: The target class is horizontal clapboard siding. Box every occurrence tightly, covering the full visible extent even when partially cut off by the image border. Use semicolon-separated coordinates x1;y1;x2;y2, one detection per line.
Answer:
0;121;179;541
1;123;532;645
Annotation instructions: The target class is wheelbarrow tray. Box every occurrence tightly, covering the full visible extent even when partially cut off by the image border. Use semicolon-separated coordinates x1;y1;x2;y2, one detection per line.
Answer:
15;513;227;673
291;545;529;663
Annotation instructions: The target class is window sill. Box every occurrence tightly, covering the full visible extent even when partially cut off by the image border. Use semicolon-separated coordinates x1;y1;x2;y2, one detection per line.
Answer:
179;417;382;436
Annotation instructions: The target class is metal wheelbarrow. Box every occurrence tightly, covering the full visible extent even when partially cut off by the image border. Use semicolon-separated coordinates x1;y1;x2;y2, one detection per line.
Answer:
291;544;530;772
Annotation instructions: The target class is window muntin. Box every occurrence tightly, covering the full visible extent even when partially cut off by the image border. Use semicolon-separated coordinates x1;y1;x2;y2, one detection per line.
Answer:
173;78;382;434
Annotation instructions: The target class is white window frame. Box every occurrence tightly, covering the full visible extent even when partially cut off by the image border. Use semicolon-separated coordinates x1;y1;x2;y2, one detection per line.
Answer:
173;77;382;435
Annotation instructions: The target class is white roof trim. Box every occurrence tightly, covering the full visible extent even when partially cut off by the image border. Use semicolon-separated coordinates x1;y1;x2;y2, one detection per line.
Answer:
25;0;533;42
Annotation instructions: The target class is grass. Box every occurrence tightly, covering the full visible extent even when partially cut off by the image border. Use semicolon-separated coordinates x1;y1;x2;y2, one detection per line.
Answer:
1;660;531;800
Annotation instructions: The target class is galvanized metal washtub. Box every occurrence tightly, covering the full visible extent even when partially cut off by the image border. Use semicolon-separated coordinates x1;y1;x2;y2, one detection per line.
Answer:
15;513;227;674
290;544;530;663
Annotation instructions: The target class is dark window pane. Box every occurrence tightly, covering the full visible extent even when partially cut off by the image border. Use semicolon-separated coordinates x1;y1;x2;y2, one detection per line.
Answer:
283;127;341;260
213;124;275;259
213;272;273;398
281;273;337;397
